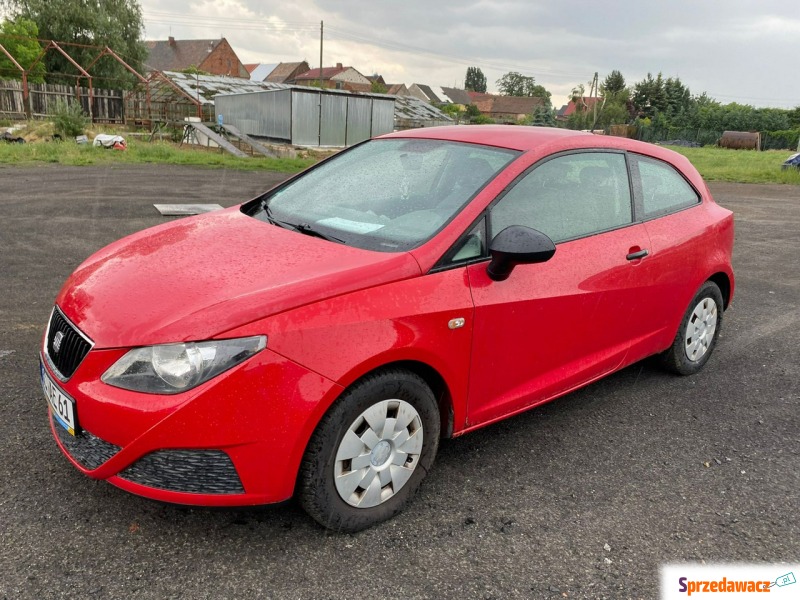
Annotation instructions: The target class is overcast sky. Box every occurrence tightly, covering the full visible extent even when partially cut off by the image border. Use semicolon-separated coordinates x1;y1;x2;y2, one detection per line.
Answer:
140;0;800;108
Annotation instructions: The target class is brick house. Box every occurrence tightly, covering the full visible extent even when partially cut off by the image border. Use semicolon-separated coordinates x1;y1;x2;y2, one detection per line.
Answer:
292;63;372;92
266;61;310;84
145;37;248;78
475;95;545;122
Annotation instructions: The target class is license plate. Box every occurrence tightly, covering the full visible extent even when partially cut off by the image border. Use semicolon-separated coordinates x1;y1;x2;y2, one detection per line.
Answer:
40;360;78;436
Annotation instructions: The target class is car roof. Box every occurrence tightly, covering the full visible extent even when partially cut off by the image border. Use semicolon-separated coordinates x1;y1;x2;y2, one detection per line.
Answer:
378;125;708;198
379;125;593;152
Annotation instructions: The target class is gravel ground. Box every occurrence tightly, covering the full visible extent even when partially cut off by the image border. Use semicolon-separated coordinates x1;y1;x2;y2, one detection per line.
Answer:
0;165;798;599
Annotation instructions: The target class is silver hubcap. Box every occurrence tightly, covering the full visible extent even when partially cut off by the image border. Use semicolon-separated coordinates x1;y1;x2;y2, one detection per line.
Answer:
334;399;423;508
685;297;718;362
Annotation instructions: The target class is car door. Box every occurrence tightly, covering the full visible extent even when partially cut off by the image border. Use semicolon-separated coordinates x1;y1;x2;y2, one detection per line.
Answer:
464;151;652;428
622;153;710;360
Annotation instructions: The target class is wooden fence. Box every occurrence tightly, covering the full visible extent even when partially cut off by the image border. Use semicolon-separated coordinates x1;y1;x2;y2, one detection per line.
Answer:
0;79;124;123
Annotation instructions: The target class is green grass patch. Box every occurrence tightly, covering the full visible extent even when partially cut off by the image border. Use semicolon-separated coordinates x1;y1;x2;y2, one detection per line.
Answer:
0;137;317;173
668;146;800;185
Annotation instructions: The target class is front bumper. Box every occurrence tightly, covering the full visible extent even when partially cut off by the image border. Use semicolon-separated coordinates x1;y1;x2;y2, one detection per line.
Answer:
43;346;342;506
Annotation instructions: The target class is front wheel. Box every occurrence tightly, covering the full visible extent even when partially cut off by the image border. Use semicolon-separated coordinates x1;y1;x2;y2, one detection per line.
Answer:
297;369;440;532
661;281;724;375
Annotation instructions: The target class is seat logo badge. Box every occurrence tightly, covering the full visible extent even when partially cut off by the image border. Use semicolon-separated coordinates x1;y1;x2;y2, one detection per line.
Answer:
53;331;65;353
448;318;465;330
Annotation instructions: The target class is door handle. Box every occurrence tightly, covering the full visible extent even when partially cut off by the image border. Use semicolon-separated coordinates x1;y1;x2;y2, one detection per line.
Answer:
626;249;649;260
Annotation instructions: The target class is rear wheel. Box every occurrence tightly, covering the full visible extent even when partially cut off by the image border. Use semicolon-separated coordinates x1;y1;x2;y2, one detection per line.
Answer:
661;281;724;375
298;369;439;532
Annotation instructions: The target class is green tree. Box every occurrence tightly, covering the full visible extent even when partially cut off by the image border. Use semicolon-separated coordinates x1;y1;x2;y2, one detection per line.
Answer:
788;106;800;129
465;66;486;93
0;18;45;82
496;71;546;98
632;72;667;118
3;0;147;88
465;103;481;119
180;65;211;76
438;102;465;122
528;104;556;127
602;70;625;95
370;80;388;94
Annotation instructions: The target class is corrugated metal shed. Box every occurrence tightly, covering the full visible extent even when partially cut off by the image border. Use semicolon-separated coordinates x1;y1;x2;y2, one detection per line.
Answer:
215;87;398;147
151;71;451;137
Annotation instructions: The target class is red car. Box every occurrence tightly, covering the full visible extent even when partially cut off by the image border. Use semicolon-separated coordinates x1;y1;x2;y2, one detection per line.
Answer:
40;126;734;531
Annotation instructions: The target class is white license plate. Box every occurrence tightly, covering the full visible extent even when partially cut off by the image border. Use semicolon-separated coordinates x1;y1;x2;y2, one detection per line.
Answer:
40;361;77;436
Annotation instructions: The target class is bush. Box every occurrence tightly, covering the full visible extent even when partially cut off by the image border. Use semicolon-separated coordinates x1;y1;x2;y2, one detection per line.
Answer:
471;114;495;125
760;129;800;151
50;100;89;138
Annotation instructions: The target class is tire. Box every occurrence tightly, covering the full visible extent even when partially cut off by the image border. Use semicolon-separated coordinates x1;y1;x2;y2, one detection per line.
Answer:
661;281;724;375
297;369;440;532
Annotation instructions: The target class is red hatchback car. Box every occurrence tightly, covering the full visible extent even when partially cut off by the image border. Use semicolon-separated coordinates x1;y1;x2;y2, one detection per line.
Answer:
41;126;734;531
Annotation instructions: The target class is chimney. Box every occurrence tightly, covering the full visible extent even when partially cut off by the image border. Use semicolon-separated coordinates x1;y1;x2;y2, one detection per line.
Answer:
168;36;176;47
336;62;342;69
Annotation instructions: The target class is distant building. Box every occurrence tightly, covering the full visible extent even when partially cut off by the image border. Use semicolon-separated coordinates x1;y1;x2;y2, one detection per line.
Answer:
292;63;372;92
475;96;545;122
266;61;310;84
386;84;410;96
247;63;279;82
145;37;248;78
439;87;473;107
557;97;603;121
408;84;442;103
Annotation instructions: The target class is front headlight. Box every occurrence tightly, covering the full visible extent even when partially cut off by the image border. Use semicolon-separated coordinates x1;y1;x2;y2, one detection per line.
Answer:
101;336;267;394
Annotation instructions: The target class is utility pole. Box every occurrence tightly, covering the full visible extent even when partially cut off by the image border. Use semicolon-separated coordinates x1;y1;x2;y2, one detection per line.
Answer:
318;20;323;146
591;72;599;129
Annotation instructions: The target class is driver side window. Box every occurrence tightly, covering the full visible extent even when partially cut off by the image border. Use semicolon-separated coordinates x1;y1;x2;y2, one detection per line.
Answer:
490;152;633;243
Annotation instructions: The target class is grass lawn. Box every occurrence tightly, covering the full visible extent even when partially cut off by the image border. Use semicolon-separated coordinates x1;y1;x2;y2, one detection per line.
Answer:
0;120;317;173
666;146;800;185
3;120;800;184
0;138;316;173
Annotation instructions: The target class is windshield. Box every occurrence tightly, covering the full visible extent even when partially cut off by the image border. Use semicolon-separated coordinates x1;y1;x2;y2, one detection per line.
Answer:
253;138;519;252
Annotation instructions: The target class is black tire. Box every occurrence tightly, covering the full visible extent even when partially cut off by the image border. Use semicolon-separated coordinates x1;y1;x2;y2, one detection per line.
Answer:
661;280;724;375
297;368;440;532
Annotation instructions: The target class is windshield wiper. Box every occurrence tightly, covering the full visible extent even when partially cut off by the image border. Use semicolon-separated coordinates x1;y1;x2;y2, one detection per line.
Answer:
261;203;345;244
292;223;345;244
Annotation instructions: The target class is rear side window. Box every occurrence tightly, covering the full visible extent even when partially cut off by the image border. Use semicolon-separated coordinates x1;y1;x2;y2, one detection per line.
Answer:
636;157;700;217
490;152;633;243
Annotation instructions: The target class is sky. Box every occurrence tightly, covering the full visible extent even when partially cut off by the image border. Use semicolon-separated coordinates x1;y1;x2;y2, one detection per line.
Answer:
139;0;800;108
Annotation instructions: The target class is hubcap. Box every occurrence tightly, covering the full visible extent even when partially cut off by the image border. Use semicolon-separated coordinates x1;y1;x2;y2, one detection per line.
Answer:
684;297;718;362
334;399;423;508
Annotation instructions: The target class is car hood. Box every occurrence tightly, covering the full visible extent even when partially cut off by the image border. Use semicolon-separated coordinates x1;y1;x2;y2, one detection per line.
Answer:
56;208;422;348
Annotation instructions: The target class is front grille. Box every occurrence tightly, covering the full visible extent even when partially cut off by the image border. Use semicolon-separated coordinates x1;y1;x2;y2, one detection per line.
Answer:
45;308;92;380
119;450;244;494
51;414;120;470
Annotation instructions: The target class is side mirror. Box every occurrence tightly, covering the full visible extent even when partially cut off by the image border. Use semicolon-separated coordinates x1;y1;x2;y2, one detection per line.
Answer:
487;225;556;281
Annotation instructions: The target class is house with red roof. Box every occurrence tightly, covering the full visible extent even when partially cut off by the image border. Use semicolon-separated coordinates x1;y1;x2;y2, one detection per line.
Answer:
291;63;371;92
145;37;248;78
556;97;603;121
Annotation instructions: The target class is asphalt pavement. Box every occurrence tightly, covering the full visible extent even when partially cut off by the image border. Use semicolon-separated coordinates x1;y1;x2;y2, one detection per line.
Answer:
0;165;798;599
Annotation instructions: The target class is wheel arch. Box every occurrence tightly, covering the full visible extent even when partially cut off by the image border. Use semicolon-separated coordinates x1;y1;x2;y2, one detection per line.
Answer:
708;271;732;309
326;359;456;440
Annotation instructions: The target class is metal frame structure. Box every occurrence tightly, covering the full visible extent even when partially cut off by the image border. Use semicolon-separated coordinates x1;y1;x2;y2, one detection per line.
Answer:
0;37;147;119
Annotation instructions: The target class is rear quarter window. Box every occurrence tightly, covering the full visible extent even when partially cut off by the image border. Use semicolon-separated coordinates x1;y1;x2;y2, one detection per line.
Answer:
635;156;700;218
